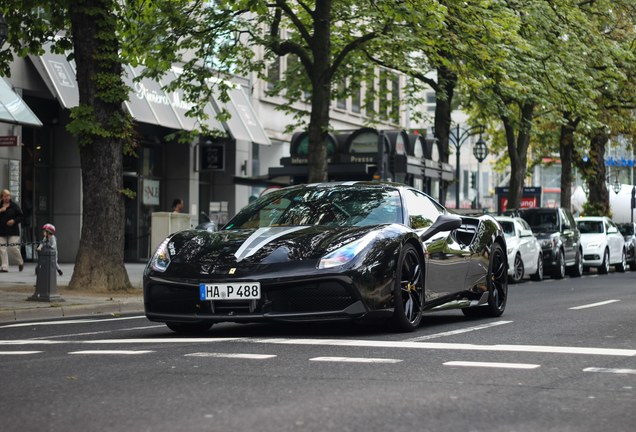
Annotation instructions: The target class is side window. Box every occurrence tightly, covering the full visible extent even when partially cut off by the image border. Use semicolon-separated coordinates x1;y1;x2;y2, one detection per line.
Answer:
560;209;570;229
404;189;443;229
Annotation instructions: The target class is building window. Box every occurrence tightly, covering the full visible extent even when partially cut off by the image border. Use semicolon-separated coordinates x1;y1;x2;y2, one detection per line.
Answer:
266;59;280;91
365;76;375;116
351;83;361;113
336;79;347;110
390;74;400;124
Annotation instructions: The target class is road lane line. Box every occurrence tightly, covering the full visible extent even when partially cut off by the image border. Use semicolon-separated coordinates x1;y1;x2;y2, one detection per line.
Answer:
3;338;635;357
251;339;636;357
69;350;155;355
405;321;512;341
583;367;636;375
185;353;276;359
310;357;402;364
0;315;146;328
0;351;42;355
444;361;540;369
569;300;620;310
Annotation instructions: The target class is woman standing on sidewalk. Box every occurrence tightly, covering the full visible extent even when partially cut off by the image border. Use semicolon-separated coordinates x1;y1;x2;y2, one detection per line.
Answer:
0;189;24;272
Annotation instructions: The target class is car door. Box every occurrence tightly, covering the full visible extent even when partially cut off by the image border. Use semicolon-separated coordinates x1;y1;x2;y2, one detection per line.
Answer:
403;189;468;302
560;208;576;263
606;219;623;262
517;219;539;267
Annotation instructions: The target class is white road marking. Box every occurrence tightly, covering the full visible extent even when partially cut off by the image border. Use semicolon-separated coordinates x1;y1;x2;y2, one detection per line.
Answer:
69;350;155;355
185;353;276;359
583;367;636;375
569;300;620;310
310;357;402;364
405;321;512;341
29;325;165;340
0;315;146;328
444;361;540;369
2;338;634;357
250;339;636;357
0;351;42;355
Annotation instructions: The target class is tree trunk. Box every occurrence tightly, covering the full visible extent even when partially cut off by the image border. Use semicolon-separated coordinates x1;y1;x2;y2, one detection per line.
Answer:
503;102;534;210
307;0;331;183
68;0;132;292
583;129;611;216
433;65;456;205
558;113;580;211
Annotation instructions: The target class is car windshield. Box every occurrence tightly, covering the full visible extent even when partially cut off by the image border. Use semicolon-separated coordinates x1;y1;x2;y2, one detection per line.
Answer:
498;221;515;237
618;224;634;236
577;220;603;234
224;186;403;229
520;211;557;232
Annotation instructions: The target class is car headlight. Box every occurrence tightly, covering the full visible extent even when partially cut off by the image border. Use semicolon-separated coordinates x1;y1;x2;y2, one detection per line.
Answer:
150;238;172;272
318;233;376;269
540;239;555;248
507;247;513;254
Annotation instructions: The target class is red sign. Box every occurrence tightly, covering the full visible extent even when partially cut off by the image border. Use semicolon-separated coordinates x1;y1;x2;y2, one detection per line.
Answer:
499;196;538;212
0;136;18;146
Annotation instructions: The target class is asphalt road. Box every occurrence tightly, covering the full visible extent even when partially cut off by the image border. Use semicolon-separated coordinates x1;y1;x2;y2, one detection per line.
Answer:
1;271;635;432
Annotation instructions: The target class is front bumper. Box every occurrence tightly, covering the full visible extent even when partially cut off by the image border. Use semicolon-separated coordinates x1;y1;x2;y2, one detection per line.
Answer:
582;245;604;266
143;274;384;324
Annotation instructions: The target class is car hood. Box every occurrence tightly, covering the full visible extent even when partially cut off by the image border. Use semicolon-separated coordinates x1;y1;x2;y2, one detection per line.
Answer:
580;233;605;246
504;236;520;250
157;225;385;273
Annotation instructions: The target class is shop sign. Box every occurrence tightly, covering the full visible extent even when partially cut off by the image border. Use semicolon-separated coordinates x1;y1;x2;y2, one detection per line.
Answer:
200;144;225;171
0;136;18;146
143;179;160;206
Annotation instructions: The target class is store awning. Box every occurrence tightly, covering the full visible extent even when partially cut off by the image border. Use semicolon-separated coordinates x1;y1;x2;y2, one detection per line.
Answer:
212;84;271;145
31;50;269;143
0;78;43;127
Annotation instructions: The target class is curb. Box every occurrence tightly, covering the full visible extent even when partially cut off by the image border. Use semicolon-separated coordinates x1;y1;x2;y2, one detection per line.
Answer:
0;299;144;323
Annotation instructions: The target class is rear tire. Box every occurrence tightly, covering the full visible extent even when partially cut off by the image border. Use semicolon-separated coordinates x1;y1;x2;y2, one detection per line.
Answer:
552;249;565;279
568;248;583;277
615;249;626;272
530;254;543;281
510;253;524;283
462;242;507;318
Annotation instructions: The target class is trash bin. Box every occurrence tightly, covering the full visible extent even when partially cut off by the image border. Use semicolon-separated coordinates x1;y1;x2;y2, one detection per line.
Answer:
29;246;64;302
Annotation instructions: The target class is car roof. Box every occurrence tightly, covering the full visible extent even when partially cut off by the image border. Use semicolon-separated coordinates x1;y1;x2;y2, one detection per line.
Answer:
577;216;606;221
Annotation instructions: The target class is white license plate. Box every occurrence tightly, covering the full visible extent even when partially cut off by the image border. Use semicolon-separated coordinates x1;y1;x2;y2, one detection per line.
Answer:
199;282;261;300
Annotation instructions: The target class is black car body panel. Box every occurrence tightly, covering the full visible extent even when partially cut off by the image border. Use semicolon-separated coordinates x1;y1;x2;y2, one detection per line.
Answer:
618;222;636;269
144;182;507;329
519;207;581;270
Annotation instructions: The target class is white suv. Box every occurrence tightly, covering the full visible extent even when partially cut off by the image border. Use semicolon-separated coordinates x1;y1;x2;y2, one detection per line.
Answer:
576;216;626;274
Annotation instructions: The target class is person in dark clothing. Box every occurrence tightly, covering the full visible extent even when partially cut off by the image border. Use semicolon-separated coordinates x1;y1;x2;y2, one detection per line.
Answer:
171;198;184;213
0;189;24;272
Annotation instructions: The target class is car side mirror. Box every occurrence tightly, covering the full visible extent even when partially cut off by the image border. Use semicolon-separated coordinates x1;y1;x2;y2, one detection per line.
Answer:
520;229;533;238
420;214;462;242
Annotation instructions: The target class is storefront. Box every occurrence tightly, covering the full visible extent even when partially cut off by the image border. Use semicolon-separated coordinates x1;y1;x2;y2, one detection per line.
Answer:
5;48;270;262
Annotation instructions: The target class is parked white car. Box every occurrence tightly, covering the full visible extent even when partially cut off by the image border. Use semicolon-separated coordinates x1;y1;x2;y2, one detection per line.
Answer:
576;216;626;274
495;216;543;283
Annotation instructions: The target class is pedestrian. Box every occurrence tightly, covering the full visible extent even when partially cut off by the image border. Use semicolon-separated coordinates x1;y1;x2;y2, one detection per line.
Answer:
0;189;24;272
37;223;63;276
171;198;184;213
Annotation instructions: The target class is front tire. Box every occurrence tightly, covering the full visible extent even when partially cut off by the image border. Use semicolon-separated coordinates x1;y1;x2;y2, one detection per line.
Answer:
598;249;610;275
463;242;508;318
390;243;425;332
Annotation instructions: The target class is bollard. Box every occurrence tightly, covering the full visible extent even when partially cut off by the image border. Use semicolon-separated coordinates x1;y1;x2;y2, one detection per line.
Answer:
29;246;64;302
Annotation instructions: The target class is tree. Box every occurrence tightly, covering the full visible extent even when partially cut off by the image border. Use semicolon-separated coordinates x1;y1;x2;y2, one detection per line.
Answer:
0;1;155;292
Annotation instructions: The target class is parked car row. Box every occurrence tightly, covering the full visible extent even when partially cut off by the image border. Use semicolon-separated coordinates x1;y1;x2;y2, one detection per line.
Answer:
496;207;636;282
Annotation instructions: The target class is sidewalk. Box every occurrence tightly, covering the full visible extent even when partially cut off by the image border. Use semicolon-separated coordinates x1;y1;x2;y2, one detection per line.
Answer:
0;261;146;323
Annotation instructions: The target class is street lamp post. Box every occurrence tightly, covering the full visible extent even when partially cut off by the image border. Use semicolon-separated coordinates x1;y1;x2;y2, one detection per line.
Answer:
472;136;489;209
448;124;484;209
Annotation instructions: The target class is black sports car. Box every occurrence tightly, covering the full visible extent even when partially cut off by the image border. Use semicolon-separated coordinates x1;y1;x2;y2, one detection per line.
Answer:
144;182;508;333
